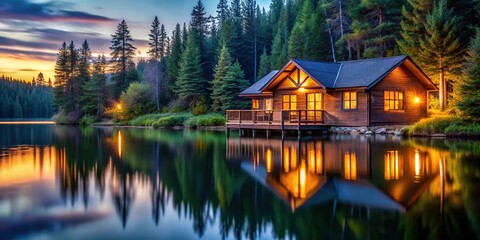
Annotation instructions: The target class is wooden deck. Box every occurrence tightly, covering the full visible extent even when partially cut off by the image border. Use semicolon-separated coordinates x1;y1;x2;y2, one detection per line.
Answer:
226;110;327;136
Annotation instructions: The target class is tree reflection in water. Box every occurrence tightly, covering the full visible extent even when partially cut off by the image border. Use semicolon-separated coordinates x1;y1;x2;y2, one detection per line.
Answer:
1;124;480;239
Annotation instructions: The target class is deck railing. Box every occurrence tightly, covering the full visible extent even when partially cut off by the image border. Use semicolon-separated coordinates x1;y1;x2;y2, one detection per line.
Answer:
226;109;324;126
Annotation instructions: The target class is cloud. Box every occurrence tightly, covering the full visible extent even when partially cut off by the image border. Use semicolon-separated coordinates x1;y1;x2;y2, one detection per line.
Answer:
0;0;116;23
0;47;57;61
0;36;58;50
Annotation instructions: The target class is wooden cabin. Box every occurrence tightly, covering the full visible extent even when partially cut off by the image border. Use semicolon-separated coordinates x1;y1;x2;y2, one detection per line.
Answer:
226;56;437;135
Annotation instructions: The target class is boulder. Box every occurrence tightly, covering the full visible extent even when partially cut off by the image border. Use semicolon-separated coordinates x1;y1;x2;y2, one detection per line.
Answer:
365;130;374;135
375;128;387;134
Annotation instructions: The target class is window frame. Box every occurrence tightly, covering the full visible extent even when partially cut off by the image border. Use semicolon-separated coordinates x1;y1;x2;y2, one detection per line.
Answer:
252;99;259;109
342;91;358;111
282;94;297;110
383;90;405;111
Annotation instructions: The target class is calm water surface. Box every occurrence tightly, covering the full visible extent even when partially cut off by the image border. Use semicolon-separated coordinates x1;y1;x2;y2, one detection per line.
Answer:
1;124;480;240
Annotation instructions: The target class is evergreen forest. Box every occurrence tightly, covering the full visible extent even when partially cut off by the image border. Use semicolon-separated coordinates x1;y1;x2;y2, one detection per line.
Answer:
0;75;54;118
50;0;480;123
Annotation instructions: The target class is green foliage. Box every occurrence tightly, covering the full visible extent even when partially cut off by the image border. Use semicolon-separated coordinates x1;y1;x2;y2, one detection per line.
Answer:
398;0;433;61
82;55;107;119
418;0;466;110
185;113;226;128
152;113;192;128
120;82;156;120
175;32;207;106
257;47;271;80
79;115;96;126
211;45;232;112
191;97;208;115
110;20;137;99
458;29;480;120
408;116;480;137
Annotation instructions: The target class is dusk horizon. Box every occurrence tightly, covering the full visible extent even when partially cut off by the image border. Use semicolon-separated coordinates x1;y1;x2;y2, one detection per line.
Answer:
0;0;269;82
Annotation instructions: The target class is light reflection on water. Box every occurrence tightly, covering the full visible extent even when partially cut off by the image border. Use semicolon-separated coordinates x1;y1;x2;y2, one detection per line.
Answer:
0;124;479;239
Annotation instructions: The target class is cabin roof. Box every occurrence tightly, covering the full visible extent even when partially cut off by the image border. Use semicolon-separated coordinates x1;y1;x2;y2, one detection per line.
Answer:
291;59;341;88
240;55;437;95
239;70;278;96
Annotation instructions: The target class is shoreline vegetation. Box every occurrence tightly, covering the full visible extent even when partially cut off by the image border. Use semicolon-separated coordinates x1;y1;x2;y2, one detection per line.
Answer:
46;0;479;139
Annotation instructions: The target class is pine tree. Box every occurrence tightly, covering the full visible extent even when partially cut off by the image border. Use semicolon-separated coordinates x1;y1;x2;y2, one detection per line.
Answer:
77;39;91;110
397;0;433;61
37;72;45;86
32;77;36;86
176;33;206;105
54;42;69;110
82;55;107;118
147;17;168;110
458;29;480;120
182;22;188;48
211;45;232;112
166;23;182;98
110;20;136;99
216;0;230;26
418;0;465;110
221;60;250;111
257;47;271;79
240;0;257;82
148;16;162;61
305;2;331;61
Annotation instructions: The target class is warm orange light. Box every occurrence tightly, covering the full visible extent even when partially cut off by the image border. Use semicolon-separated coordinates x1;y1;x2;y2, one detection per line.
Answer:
117;104;122;110
299;160;307;198
266;148;272;173
414;149;420;181
344;152;357;180
385;151;403;180
414;97;420;104
118;131;122;158
299;87;306;92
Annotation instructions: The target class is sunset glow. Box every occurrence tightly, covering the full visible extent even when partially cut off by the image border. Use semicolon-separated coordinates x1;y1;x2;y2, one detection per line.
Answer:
0;0;269;82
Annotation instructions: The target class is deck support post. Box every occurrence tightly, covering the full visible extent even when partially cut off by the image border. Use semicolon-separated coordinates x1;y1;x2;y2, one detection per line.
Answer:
297;130;301;139
252;130;256;138
266;130;270;138
226;128;230;137
281;130;285;140
239;129;244;137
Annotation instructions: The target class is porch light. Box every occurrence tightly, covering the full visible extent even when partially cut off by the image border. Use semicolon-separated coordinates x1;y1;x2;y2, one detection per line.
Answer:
414;97;420;104
299;87;306;92
117;103;122;110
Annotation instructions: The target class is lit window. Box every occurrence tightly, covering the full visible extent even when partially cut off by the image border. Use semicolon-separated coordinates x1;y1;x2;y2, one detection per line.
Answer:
283;94;297;119
265;98;272;111
307;93;323;121
343;91;357;110
252;99;259;109
384;91;404;111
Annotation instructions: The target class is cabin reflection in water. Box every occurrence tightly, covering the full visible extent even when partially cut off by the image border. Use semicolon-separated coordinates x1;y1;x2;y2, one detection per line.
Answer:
227;136;439;212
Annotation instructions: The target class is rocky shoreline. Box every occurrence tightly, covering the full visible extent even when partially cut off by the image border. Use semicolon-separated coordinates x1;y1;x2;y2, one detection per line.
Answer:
328;126;408;136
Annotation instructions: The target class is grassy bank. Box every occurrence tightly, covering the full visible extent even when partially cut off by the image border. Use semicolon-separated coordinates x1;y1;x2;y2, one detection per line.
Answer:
407;116;480;137
125;112;226;128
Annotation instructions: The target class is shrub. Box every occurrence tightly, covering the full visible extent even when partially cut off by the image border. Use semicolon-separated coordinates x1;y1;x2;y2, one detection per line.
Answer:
163;99;187;113
191;98;208;115
120;82;156;120
185;113;226;128
408;116;480;137
152;113;191;128
129;113;172;126
79;115;97;126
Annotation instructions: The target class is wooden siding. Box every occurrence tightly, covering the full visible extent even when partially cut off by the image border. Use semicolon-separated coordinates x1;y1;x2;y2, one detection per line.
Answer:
323;91;368;126
370;64;428;124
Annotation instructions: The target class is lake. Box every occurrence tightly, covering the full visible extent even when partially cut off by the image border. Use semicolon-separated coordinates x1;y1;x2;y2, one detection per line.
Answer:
0;124;479;240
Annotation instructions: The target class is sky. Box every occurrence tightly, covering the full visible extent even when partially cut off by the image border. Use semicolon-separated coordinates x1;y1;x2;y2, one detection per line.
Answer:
0;0;270;82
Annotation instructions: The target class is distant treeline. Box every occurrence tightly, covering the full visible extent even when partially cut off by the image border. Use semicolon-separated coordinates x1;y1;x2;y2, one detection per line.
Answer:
0;76;54;118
